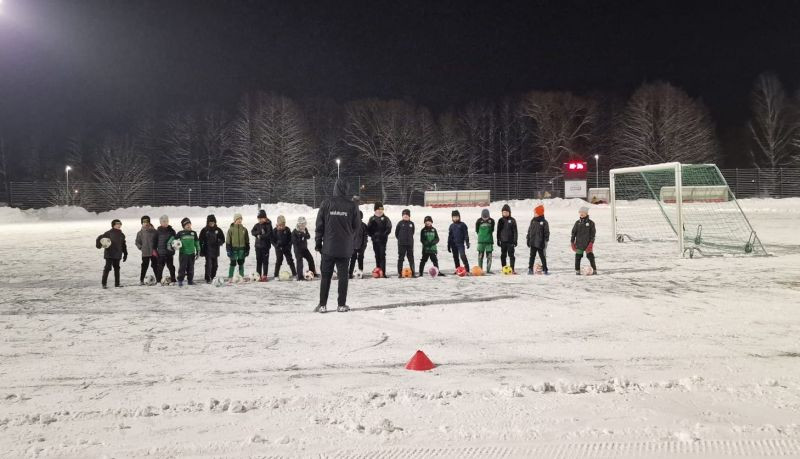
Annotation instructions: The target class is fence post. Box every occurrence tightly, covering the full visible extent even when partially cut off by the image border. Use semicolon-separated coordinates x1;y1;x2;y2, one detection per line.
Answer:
779;168;784;198
8;182;13;207
735;169;739;196
312;176;316;208
221;181;225;207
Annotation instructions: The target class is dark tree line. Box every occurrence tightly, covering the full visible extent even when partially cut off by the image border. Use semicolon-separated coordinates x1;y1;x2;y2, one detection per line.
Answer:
2;73;800;197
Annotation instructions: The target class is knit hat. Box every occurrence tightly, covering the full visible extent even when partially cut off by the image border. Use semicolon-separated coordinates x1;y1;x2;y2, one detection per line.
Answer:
579;206;590;214
424;215;433;223
502;204;511;214
534;204;545;216
297;216;307;228
452;210;460;218
257;209;267;219
181;217;191;228
481;209;490;219
159;215;169;224
402;208;410;216
207;214;216;224
111;219;122;227
277;215;286;226
233;212;243;222
141;215;150;224
374;202;384;211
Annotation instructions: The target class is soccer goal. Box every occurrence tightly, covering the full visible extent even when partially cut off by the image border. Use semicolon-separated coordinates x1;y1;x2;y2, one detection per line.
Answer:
610;162;766;257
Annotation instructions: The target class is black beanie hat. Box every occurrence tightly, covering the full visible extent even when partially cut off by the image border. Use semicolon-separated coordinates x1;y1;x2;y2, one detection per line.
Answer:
402;208;410;216
141;215;150;224
502;204;511;214
207;214;216;224
451;210;460;217
111;219;122;227
181;217;191;228
424;215;432;223
374;202;384;211
257;209;267;219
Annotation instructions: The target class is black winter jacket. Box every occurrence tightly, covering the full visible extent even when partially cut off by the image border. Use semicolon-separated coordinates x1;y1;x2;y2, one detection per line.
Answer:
497;216;518;245
395;219;416;246
571;217;596;250
367;214;392;243
353;221;368;252
315;179;360;258
155;225;177;257
251;220;273;249
292;228;312;251
447;221;470;249
199;225;225;258
96;228;127;260
526;216;550;249
272;226;293;250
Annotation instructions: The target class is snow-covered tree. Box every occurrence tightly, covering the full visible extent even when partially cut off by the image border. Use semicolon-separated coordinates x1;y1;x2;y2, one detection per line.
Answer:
615;82;717;167
91;137;152;209
748;72;798;168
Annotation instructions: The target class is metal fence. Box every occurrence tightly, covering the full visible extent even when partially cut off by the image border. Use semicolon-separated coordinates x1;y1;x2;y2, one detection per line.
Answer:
5;168;800;212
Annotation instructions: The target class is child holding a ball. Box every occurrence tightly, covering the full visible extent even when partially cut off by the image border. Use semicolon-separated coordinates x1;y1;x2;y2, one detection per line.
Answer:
96;219;128;289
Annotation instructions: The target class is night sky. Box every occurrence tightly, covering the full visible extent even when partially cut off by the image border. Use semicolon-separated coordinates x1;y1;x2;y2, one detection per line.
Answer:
2;0;800;151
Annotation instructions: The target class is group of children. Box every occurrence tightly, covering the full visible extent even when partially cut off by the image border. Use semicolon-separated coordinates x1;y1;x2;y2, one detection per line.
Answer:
95;203;597;287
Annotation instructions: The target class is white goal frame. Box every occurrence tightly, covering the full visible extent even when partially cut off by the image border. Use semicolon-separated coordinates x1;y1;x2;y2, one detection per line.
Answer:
610;162;685;254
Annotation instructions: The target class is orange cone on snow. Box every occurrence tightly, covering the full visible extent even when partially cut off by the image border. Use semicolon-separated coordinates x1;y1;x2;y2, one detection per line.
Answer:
405;350;436;371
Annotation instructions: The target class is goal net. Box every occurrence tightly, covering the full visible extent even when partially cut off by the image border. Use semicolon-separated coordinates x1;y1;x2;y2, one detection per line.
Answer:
610;163;766;257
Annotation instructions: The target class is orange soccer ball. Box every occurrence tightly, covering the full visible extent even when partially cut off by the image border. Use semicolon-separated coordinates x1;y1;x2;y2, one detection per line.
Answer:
470;266;483;276
402;267;413;278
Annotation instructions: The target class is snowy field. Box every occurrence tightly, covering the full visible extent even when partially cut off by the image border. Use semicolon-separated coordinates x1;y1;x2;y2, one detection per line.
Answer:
1;198;800;458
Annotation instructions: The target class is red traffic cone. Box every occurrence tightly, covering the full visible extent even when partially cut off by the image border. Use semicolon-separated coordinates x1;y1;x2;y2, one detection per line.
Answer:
405;350;435;371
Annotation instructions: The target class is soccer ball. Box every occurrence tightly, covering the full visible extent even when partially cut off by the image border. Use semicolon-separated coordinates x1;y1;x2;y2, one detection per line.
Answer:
161;275;172;286
401;267;413;278
279;270;292;281
372;267;383;278
534;263;543;274
171;239;182;251
580;265;595;276
428;266;439;278
352;268;362;279
501;265;514;275
248;272;260;282
212;276;226;287
99;237;112;249
455;266;467;277
304;270;315;280
143;274;156;286
470;266;483;277
231;273;243;284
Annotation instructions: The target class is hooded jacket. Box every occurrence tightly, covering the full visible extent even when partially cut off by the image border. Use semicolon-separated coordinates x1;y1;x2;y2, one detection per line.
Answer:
315;179;360;258
226;223;250;250
367;213;392;243
292;227;312;251
272;225;293;250
199;225;225;258
448;220;470;249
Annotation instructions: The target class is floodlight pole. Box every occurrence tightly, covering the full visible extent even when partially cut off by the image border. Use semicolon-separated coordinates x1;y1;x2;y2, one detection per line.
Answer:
65;166;72;206
336;158;341;178
594;154;600;188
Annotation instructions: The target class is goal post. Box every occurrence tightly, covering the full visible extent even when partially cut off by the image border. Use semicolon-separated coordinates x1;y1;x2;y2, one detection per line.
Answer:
610;162;766;257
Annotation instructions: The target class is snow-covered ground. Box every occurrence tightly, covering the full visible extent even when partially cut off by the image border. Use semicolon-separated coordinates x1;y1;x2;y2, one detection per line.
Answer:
1;198;800;458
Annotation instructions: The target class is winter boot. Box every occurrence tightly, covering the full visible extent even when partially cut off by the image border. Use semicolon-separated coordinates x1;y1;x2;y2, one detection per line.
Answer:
337;305;350;312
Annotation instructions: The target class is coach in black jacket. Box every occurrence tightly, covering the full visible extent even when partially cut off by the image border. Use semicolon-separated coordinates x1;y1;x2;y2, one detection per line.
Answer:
315;179;360;312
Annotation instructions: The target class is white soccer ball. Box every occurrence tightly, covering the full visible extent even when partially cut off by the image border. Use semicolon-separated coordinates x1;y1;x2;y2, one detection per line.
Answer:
279;270;292;281
352;268;362;279
249;272;261;282
144;274;156;286
304;270;315;280
171;239;182;251
100;237;112;249
212;277;226;287
580;265;594;276
161;275;171;286
534;263;543;274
